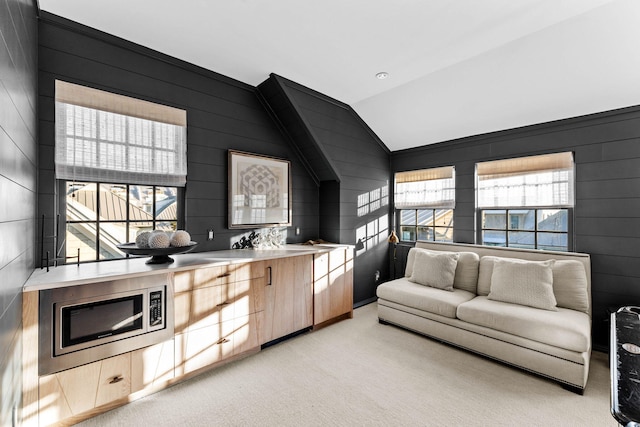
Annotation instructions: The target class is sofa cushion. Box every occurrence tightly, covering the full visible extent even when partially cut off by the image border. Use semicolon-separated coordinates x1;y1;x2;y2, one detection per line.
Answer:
377;278;476;319
456;296;591;352
477;256;499;296
409;250;459;291
405;248;479;293
552;260;590;313
488;258;557;311
477;256;590;313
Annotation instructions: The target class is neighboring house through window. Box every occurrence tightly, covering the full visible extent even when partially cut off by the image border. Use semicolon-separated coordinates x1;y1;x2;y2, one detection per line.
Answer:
55;80;187;262
476;152;575;251
394;166;455;242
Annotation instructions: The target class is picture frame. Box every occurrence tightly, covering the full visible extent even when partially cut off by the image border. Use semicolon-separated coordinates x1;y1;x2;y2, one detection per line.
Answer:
228;150;292;229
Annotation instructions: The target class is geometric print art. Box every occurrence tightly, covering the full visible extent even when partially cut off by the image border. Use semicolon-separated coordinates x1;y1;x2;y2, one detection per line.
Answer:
239;163;281;208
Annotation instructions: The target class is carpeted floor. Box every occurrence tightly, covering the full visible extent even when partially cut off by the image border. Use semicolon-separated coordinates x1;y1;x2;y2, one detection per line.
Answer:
78;302;615;426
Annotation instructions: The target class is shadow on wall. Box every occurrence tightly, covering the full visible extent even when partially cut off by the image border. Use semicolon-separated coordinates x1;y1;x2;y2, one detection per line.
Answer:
355;183;390;257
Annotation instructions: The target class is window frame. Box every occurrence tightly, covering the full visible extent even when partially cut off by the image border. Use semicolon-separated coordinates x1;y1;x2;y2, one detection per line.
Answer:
477;207;573;251
394;166;456;243
58;180;185;263
475;152;575;252
397;208;454;243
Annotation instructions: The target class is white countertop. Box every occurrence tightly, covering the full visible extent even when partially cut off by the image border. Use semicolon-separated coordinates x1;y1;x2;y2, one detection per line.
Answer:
25;244;351;291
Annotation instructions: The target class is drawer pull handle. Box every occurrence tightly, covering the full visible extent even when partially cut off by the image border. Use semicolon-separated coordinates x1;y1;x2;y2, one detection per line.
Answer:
267;266;272;286
216;338;229;345
217;273;231;278
216;301;231;307
109;376;124;384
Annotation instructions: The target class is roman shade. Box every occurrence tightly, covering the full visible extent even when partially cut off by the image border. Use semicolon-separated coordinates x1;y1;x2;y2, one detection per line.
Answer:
394;166;455;209
476;152;574;208
55;80;187;187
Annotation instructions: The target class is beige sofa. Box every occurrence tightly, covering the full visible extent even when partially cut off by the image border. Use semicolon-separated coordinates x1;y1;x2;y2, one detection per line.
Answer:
377;241;592;393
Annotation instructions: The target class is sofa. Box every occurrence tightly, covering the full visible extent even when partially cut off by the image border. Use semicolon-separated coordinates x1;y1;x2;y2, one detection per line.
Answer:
376;241;592;392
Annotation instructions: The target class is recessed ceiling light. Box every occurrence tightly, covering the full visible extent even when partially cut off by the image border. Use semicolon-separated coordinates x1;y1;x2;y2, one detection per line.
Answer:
376;72;389;80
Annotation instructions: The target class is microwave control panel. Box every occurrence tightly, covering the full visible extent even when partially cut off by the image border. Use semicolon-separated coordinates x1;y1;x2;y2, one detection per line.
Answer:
149;289;164;329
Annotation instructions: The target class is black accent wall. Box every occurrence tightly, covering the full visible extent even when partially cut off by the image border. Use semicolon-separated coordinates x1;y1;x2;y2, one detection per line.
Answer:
37;13;319;262
258;75;392;305
0;0;38;424
33;9;638;355
391;106;640;349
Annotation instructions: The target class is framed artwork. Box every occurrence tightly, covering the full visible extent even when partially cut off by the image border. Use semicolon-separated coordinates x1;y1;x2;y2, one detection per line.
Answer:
228;150;292;229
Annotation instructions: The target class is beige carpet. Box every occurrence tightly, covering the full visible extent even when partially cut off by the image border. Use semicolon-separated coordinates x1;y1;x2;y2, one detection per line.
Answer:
78;302;615;426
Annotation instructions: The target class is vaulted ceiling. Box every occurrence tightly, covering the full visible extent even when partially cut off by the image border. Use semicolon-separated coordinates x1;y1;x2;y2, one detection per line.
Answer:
38;0;640;151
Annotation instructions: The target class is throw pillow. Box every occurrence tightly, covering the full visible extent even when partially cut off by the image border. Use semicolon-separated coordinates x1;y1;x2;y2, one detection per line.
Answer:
552;260;590;313
488;258;558;311
404;247;426;278
409;250;459;291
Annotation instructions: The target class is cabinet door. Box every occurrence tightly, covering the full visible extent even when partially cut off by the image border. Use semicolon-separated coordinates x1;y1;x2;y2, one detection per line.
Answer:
39;353;130;424
313;252;331;324
130;339;175;393
314;248;354;325
331;248;354;319
262;255;313;343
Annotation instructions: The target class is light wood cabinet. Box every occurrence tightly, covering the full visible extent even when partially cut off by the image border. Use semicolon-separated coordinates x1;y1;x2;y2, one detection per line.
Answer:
173;262;267;376
24;250;351;426
38;353;131;425
173;264;234;293
130;339;175;392
175;319;235;375
262;255;313;343
313;246;354;326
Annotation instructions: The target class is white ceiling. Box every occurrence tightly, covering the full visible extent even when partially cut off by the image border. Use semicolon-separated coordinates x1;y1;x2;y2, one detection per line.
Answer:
39;0;640;151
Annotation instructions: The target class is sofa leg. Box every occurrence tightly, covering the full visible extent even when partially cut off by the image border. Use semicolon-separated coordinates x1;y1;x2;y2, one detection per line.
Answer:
561;383;584;395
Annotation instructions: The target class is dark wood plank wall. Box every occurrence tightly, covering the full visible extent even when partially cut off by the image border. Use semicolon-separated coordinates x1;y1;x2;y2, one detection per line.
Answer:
391;106;640;349
32;9;636;356
0;0;38;424
275;78;392;305
257;75;340;183
37;13;319;261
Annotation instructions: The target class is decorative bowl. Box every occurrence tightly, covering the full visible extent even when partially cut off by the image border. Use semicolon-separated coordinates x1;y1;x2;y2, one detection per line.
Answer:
116;242;198;264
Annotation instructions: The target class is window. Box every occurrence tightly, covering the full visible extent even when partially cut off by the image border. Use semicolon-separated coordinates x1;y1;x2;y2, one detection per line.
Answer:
481;209;569;251
65;182;179;261
476;152;574;251
399;209;453;242
394;166;455;242
55;81;187;262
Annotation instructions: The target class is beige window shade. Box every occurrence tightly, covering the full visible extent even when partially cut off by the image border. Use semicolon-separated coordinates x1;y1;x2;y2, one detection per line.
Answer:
55;80;187;187
55;81;186;126
395;166;453;183
477;152;573;180
394;166;455;209
477;152;574;208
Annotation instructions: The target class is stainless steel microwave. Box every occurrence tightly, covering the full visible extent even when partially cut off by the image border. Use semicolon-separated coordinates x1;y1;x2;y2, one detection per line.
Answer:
39;274;174;375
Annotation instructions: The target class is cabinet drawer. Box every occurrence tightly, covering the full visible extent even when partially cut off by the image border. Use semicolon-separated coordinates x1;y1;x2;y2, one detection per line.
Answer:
38;353;130;424
174;265;234;293
234;260;267;282
233;313;262;356
130;340;175;393
234;277;266;317
175;320;235;376
175;275;266;334
174;283;234;333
